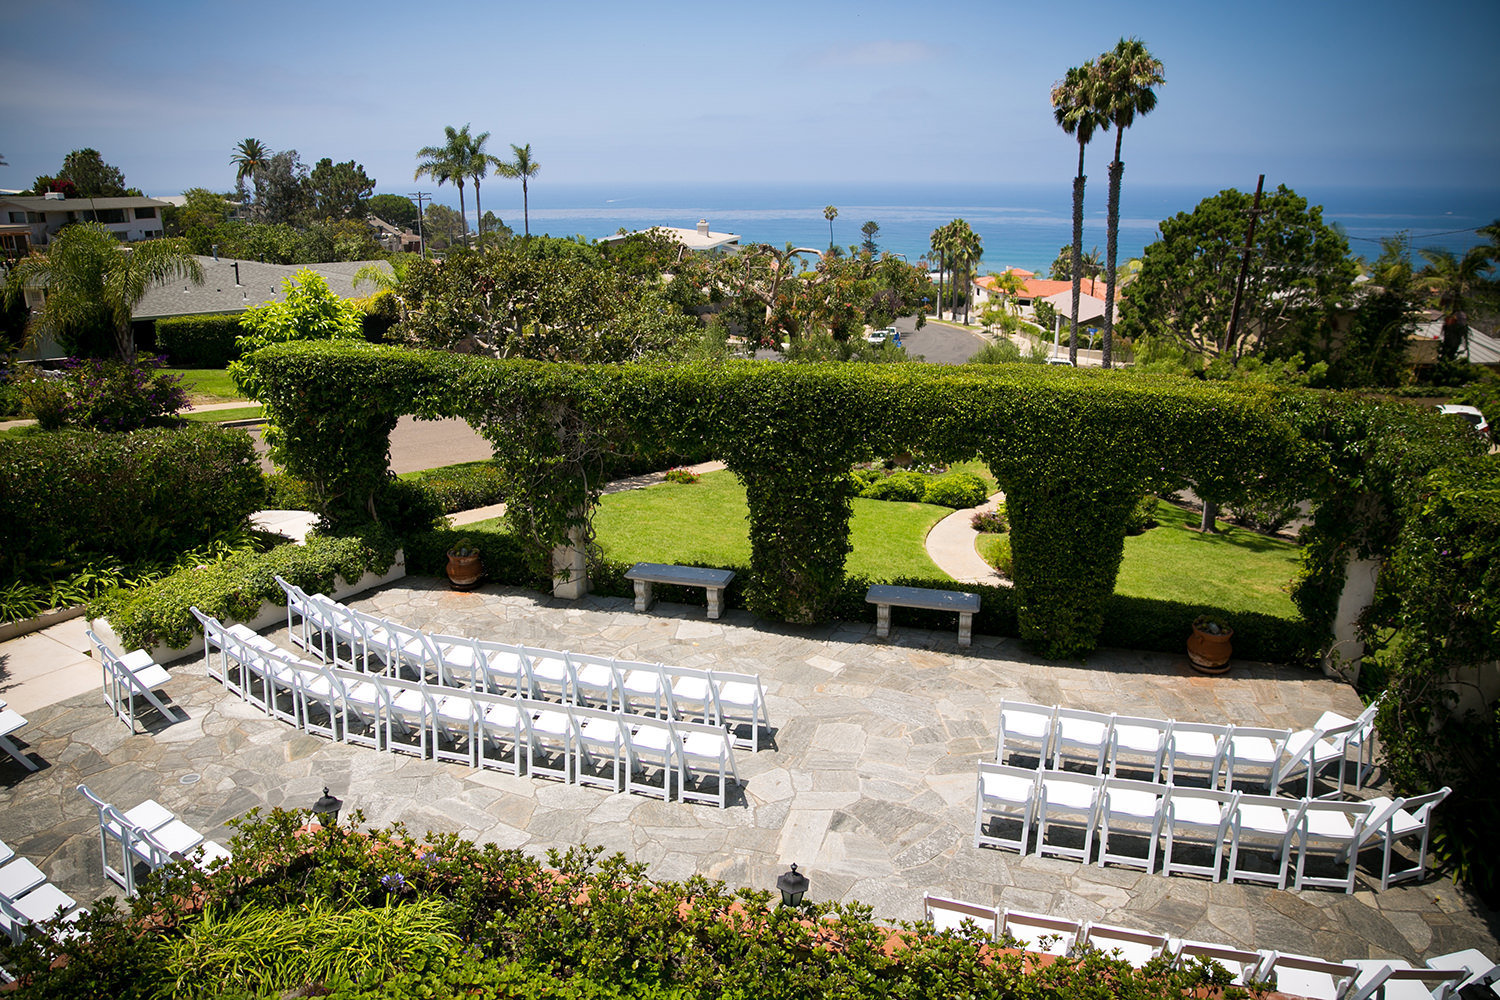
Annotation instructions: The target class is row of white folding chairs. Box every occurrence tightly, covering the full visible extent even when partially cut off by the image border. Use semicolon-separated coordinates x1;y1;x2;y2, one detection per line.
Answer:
275;576;771;748
0;700;36;773
75;784;231;897
86;630;184;733
974;760;1449;892
921;896;1472;999
997;698;1380;797
196;608;741;807
0;838;86;946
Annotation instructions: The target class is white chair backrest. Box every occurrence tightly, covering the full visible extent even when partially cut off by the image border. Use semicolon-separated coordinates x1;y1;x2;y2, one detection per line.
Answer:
924;895;998;937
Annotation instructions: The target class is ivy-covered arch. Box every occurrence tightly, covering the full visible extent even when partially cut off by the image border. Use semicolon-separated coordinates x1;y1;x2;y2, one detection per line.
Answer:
241;342;1303;657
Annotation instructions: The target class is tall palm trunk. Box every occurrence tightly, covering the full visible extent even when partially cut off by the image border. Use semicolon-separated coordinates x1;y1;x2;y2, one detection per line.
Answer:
474;179;483;238
936;249;945;321
1101;128;1125;368
522;178;530;237
1069;142;1086;365
457;181;469;248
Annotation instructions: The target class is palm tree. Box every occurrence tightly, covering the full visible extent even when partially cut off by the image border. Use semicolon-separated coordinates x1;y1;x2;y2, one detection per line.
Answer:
1421;245;1495;361
231;138;270;208
1051;61;1109;365
5;222;202;359
467;130;494;239
948;220;982;324
415;125;474;248
929;224;950;321
824;205;838;250
496;143;541;238
1095;38;1165;367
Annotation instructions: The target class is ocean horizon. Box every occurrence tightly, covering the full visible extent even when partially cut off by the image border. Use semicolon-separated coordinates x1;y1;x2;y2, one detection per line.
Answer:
460;181;1498;276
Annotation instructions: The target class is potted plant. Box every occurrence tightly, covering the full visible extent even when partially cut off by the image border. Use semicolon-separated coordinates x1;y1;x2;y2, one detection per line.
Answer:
445;538;483;590
1187;615;1234;674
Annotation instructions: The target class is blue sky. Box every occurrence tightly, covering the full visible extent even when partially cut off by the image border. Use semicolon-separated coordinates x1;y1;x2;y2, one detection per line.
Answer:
3;0;1497;208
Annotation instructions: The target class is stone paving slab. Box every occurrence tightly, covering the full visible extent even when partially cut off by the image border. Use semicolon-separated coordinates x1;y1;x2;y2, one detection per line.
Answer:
1;577;1497;964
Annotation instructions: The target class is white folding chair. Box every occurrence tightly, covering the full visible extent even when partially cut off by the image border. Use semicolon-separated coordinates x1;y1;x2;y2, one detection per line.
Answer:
520;645;573;703
618;660;670;718
1164;721;1230;788
998;908;1080;956
1108;715;1172;782
189;608;243;698
85;628;156;711
676;719;739;808
712;669;770;750
568;652;623;711
77;785;132;890
430;689;480;766
1425;951;1500;997
474;689;528;776
1160;786;1238;882
1278;718;1362;799
0;879;80;946
1258;952;1360;1000
522;696;574;783
273;575;336;660
1221;725;1291;792
1311;697;1382;791
475;640;531;696
430;632;485;690
669;665;720;725
332;667;387;749
382;676;431;758
293;662;342;740
1035;769;1104;862
1362;787;1451;890
1051;708;1114;774
1097;776;1168;873
922;895;998;938
1173;939;1272;984
996;700;1056;765
316;598;367;672
1291;798;1377;893
1076;921;1171;968
0;709;38;773
572;704;629;792
1226;792;1306;889
1350;961;1466;1000
974;761;1040;854
623;714;679;800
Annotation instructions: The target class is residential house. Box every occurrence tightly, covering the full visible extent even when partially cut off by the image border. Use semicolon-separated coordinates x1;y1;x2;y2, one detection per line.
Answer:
598;219;741;255
0;193;169;247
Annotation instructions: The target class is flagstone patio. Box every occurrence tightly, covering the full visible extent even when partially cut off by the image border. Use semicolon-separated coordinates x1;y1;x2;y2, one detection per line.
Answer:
2;577;1496;963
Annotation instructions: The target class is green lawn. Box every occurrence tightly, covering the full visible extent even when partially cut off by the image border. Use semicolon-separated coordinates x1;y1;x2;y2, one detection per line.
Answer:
470;469;953;580
181;405;263;423
1113;501;1301;617
164;368;245;402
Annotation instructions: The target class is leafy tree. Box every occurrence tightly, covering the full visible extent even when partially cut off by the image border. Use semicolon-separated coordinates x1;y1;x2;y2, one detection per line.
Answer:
824;205;838;250
496;143;541;238
860;220;880;255
56;148;128;198
368;194;420;231
1117;184;1357;363
308;158;375;220
164;187;233;236
423;203;466;251
184;219;382;265
1049;243;1104;281
415;126;473;247
234;269;364;355
1325;233;1421;387
945;219;982;324
476;211;513;246
1420;244;1495;361
3;222;202;358
231;138;269;199
1095;37;1165;368
253;150;313;226
1051;60;1109;363
467;129;495;237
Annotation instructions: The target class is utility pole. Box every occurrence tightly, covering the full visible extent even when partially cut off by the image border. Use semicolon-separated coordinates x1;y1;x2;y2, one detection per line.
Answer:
1225;174;1265;357
408;190;431;258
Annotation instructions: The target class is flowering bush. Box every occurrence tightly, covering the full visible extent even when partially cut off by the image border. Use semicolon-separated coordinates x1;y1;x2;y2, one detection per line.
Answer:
970;508;1008;533
664;466;700;484
59;355;187;432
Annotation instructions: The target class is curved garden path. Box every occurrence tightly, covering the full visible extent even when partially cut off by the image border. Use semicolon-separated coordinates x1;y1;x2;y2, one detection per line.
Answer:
923;493;1007;585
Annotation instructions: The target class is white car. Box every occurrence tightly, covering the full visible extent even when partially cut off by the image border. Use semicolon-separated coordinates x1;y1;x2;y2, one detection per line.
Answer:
1044;357;1075;367
1436;404;1490;436
864;327;897;345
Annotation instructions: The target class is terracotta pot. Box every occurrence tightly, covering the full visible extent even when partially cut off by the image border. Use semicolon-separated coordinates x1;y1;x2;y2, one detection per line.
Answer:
1187;623;1234;674
446;550;483;589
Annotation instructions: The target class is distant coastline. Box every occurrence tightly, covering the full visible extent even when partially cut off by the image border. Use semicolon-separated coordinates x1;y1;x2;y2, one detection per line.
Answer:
453;181;1498;275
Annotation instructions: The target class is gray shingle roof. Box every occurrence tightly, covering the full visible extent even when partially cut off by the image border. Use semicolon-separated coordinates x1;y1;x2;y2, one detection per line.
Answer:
132;256;391;321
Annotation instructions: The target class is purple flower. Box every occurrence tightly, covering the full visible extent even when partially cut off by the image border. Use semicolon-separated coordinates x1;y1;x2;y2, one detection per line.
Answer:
379;872;407;892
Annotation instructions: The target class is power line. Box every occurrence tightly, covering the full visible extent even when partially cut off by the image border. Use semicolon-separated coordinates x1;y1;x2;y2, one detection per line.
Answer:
1345;226;1487;244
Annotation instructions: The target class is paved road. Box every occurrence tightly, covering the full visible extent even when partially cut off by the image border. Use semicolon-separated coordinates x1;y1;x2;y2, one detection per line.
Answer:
249;416;494;475
894;316;989;365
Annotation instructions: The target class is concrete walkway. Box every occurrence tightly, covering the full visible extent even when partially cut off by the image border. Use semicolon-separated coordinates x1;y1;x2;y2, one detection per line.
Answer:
450;461;729;527
924;494;1006;586
1;580;1495;963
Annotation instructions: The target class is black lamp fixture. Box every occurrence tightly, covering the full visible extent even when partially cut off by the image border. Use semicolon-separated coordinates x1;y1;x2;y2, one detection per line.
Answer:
776;863;809;907
311;786;343;827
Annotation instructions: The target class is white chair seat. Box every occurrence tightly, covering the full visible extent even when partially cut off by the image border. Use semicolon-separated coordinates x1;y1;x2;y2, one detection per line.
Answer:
10;882;76;924
629;723;675;753
0;839;12;865
148;819;205;855
484;702;523;728
118;648;156;672
530;709;570;737
1238;802;1295;834
1364;796;1424;838
1042;780;1096;811
1113;723;1165;754
578;717;626;744
433;696;471;724
1104;786;1160;819
0;859;45;898
122;800;174;832
980;770;1034;802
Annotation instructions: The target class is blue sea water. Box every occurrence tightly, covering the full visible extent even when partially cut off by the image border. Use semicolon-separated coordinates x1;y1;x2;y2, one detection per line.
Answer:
504;181;1497;275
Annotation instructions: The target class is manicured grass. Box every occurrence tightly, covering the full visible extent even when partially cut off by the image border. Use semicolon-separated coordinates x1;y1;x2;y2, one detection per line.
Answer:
397;459;496;482
181;405;263;423
163;368;245;402
1113;501;1301;617
0;424;43;442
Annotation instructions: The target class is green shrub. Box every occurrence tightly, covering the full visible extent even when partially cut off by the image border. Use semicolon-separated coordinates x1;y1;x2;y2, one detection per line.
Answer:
860;470;926;502
977;533;1013;576
663;467;700;484
970;508;1007;533
404;526;534;587
155;314;245;368
1126;494;1160;534
264;472;319;511
58;355;188;431
90;531;397;650
405;461;507;514
0;425;264;576
14;372;70;429
923;470;988;508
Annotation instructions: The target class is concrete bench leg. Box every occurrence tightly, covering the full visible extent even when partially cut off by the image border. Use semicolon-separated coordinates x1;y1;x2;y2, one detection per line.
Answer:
633;580;654;613
875;604;891;639
706;587;724;620
958;612;973;648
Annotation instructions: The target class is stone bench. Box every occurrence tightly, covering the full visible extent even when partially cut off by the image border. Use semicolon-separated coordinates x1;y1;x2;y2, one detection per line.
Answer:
866;584;981;647
625;562;736;620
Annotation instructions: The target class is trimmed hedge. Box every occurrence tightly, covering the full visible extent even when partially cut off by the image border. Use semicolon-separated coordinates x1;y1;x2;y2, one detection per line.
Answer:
89;531;397;651
155;314;245;368
404;461;507;514
0;425;264;575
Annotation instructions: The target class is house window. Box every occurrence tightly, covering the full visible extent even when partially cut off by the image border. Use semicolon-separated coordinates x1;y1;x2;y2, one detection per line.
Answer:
89;208;127;224
134;207;156;219
26;212;42;223
7;212;23;224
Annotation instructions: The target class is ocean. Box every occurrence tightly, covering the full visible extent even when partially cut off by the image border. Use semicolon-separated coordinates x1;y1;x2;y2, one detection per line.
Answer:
490;181;1497;276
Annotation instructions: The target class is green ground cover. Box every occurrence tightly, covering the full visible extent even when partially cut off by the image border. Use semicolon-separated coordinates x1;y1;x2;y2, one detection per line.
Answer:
163;368;244;402
181;404;263;423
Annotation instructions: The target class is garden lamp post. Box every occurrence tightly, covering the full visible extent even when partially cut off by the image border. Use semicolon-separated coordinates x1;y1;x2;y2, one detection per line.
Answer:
311;786;343;828
776;863;809;907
